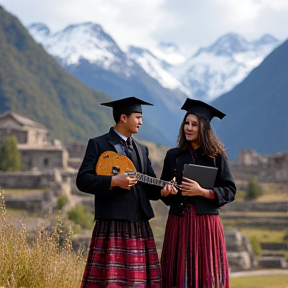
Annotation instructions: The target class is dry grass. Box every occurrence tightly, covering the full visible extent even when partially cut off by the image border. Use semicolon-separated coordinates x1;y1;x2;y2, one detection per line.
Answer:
3;189;47;195
222;211;288;217
235;181;288;202
0;188;85;288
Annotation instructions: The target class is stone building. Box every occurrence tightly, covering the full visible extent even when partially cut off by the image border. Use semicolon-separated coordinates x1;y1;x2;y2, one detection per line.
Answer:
0;111;68;171
231;149;288;182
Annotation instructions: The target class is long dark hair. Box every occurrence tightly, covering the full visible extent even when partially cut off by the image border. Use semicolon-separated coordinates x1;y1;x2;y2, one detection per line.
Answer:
177;112;227;158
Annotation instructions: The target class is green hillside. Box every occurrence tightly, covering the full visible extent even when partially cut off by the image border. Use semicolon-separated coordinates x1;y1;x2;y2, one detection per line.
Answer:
0;6;113;143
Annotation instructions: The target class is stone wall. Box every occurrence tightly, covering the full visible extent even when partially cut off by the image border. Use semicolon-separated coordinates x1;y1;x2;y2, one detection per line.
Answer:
0;171;55;189
4;191;51;215
221;201;288;212
0;169;77;217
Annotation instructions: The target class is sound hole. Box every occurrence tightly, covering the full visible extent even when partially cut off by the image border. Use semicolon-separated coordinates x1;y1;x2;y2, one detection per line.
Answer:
111;166;120;175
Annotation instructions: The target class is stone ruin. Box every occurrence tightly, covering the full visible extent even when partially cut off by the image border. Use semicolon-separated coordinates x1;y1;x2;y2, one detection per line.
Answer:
225;229;254;271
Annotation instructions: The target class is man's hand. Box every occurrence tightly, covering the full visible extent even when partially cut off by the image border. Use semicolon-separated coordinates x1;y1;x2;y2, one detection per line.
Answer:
111;173;137;190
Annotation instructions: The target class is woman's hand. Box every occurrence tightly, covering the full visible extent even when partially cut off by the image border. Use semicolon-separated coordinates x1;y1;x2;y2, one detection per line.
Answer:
180;177;206;196
161;183;178;197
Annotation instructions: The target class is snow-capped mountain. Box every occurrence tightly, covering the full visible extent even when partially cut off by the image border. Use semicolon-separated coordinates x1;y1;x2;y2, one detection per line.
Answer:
28;23;188;103
28;23;280;105
171;33;280;101
28;22;136;77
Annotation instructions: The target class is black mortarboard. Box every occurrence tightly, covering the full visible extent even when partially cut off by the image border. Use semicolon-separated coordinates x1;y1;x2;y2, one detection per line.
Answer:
181;98;226;122
101;96;153;114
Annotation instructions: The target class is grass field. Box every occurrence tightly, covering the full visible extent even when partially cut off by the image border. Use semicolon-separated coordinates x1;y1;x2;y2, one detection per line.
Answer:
239;228;286;243
230;274;288;288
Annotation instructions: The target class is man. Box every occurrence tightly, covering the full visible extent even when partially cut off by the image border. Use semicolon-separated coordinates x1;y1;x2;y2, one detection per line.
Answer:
76;96;162;288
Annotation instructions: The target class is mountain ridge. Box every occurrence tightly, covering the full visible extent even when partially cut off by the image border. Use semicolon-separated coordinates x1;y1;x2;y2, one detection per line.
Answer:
211;38;288;159
173;32;280;101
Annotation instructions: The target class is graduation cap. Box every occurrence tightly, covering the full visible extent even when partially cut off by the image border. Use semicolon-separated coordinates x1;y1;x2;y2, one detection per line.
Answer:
101;96;153;114
181;98;226;122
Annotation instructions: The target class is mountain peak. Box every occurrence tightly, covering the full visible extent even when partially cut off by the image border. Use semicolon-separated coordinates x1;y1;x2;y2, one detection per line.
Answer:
28;21;127;68
27;23;50;38
252;34;279;46
194;32;280;58
195;33;248;57
61;22;104;34
158;42;179;53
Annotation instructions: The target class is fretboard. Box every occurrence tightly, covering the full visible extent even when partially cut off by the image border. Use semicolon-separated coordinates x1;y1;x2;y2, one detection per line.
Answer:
126;172;179;189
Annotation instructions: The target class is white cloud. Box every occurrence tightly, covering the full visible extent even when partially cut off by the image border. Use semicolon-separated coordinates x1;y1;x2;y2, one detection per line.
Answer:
1;0;288;55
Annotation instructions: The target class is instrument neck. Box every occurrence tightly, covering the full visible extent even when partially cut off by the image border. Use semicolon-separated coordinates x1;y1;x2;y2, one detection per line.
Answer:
126;172;179;189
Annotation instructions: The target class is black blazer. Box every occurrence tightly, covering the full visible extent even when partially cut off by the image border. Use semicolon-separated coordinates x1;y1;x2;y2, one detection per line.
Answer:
160;147;236;215
76;127;161;221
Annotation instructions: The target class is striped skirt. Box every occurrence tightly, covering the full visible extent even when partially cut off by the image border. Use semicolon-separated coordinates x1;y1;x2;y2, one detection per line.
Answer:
80;219;161;288
161;204;230;288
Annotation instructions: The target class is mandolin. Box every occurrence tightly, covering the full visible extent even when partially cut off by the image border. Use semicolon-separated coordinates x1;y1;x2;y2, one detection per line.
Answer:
96;151;180;189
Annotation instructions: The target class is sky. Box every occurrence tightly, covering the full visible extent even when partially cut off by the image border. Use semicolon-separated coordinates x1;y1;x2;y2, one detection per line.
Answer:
1;0;288;57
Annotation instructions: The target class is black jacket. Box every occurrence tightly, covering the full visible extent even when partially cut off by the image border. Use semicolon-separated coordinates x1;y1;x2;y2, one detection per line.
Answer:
160;147;236;215
76;128;161;221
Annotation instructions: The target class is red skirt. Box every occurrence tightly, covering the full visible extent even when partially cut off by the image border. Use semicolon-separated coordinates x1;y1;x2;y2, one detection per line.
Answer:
161;205;229;288
80;220;161;288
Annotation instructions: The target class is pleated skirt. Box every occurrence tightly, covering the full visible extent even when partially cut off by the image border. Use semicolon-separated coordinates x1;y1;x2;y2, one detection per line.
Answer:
80;219;161;288
161;204;230;288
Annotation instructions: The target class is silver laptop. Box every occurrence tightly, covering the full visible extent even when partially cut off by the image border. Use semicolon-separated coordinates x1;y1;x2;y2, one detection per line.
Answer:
182;163;218;189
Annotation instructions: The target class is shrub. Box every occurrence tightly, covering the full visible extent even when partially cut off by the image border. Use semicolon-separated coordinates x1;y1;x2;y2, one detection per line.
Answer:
56;194;69;210
67;204;94;230
283;228;288;242
249;235;262;255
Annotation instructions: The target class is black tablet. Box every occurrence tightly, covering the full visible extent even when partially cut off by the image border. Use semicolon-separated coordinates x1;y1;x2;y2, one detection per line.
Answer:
182;163;218;189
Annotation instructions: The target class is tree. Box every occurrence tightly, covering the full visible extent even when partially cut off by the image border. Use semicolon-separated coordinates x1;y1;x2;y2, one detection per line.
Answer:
0;136;21;171
245;177;262;200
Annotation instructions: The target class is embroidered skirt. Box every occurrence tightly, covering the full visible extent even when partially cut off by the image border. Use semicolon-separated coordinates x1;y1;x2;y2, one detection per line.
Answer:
80;219;161;288
161;205;230;288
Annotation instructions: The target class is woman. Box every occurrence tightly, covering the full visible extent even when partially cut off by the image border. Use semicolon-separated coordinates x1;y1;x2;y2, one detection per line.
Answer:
160;98;236;288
